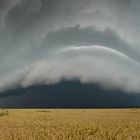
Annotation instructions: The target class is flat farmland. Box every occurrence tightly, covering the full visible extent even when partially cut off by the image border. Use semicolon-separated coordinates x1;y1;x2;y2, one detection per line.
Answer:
0;109;139;140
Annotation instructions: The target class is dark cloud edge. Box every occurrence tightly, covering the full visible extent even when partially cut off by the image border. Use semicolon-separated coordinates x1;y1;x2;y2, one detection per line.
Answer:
0;80;140;108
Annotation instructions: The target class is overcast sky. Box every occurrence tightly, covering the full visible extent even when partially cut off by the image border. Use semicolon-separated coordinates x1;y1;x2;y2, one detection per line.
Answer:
1;0;140;94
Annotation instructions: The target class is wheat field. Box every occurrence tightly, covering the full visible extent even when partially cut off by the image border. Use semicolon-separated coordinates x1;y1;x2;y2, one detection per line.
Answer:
0;109;139;140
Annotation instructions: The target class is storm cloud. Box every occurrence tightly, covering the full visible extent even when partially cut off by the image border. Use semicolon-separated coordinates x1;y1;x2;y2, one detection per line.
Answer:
1;0;140;95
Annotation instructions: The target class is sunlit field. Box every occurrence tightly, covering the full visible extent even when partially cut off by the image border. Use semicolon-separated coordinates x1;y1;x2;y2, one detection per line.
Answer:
0;109;139;140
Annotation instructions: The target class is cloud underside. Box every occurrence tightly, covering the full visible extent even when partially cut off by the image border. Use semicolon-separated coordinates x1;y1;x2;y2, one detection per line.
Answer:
1;45;140;93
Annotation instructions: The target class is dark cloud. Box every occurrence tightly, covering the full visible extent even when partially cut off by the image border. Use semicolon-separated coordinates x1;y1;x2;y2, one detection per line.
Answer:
0;81;140;108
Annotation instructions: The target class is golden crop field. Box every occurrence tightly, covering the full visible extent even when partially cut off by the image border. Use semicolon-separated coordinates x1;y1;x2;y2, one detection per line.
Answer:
0;109;139;140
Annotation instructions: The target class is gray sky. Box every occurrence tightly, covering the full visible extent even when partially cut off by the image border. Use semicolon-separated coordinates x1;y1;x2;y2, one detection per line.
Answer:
1;0;140;93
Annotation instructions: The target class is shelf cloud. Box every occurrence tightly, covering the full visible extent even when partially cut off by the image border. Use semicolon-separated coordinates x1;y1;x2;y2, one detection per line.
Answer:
1;45;140;93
